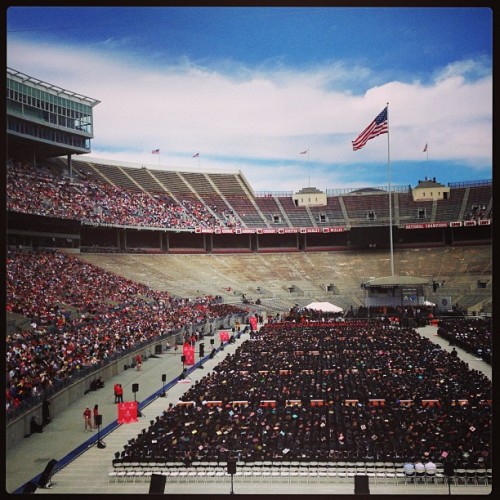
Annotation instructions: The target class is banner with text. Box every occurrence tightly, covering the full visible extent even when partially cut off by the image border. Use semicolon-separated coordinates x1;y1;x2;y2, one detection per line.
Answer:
249;316;258;331
219;330;230;343
118;401;138;423
183;342;195;365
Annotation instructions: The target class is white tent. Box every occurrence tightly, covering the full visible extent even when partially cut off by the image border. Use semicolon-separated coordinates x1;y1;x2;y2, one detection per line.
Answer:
305;301;343;313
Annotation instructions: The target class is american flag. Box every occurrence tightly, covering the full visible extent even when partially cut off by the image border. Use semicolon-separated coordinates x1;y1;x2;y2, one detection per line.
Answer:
152;149;160;154
352;107;388;151
423;143;428;152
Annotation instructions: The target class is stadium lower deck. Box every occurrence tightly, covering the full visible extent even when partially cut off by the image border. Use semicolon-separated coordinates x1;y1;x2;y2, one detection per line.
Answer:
6;325;492;496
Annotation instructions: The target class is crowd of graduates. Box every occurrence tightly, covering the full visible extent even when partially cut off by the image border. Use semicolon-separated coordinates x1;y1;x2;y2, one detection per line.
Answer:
436;316;492;363
120;321;491;468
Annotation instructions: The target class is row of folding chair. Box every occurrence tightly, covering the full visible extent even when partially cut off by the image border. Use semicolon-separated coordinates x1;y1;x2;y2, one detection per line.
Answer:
109;466;227;485
109;461;492;488
230;462;401;485
451;468;490;486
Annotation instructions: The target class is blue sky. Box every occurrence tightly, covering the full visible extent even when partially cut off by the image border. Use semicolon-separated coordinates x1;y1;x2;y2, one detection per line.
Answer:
6;6;493;193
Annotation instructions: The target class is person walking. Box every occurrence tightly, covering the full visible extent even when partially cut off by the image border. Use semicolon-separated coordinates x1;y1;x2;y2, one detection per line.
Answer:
83;407;92;432
135;354;142;371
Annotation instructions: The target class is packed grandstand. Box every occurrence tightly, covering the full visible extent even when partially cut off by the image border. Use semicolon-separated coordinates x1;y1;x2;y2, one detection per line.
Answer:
5;68;492;492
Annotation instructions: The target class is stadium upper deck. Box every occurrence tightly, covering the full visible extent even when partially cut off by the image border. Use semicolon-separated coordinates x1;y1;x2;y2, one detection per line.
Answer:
9;156;493;234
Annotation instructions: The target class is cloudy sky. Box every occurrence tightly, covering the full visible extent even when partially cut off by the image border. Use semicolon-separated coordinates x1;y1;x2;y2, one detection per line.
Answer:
6;5;492;193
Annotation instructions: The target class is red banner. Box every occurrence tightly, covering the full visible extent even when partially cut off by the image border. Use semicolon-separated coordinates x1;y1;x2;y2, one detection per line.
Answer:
117;401;138;423
183;342;195;365
249;316;258;330
219;330;230;343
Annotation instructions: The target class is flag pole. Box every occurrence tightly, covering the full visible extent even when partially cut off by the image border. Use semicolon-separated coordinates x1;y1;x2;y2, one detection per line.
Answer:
307;149;310;187
426;143;429;179
387;102;394;277
300;149;310;187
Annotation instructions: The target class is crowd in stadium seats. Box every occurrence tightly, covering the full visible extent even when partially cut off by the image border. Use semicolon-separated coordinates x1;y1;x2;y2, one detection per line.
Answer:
5;249;245;417
464;203;492;221
7;159;240;230
437;317;492;364
120;321;491;468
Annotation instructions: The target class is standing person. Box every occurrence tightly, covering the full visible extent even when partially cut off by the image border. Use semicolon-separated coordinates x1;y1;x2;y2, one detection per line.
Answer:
114;383;120;403
83;407;92;432
116;384;124;403
93;404;100;430
42;398;51;426
135;354;142;371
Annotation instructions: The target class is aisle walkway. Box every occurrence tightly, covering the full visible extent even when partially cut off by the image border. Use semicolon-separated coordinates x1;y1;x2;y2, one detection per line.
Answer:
4;325;492;495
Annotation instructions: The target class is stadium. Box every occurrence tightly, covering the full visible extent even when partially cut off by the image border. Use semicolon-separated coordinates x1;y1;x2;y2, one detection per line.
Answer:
5;67;492;495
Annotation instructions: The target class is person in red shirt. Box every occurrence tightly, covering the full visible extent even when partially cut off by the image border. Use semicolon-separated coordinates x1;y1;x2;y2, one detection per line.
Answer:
83;407;92;432
115;384;123;403
135;354;142;371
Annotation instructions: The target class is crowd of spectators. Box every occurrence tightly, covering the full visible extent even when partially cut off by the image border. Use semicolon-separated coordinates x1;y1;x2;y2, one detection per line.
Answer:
120;321;491;468
5;248;246;417
436;317;492;364
6;159;241;231
8;159;491;234
464;203;492;222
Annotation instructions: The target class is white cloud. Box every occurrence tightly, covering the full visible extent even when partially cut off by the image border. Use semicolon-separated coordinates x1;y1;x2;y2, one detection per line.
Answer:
7;38;492;191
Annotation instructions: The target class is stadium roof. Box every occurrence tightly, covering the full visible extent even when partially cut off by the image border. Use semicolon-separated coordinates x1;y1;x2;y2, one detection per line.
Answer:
362;275;430;287
7;67;100;106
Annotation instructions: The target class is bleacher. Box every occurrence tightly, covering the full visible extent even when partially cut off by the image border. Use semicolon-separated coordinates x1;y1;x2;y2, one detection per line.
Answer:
340;192;391;226
21;158;490;232
75;245;491;315
254;196;288;227
225;195;265;228
463;185;493;220
433;187;466;222
275;196;316;227
125;166;170;194
309;196;348;227
208;172;250;198
396;192;432;225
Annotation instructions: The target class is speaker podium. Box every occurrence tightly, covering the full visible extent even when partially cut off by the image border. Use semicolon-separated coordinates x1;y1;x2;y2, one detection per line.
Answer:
227;460;236;494
149;473;166;494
